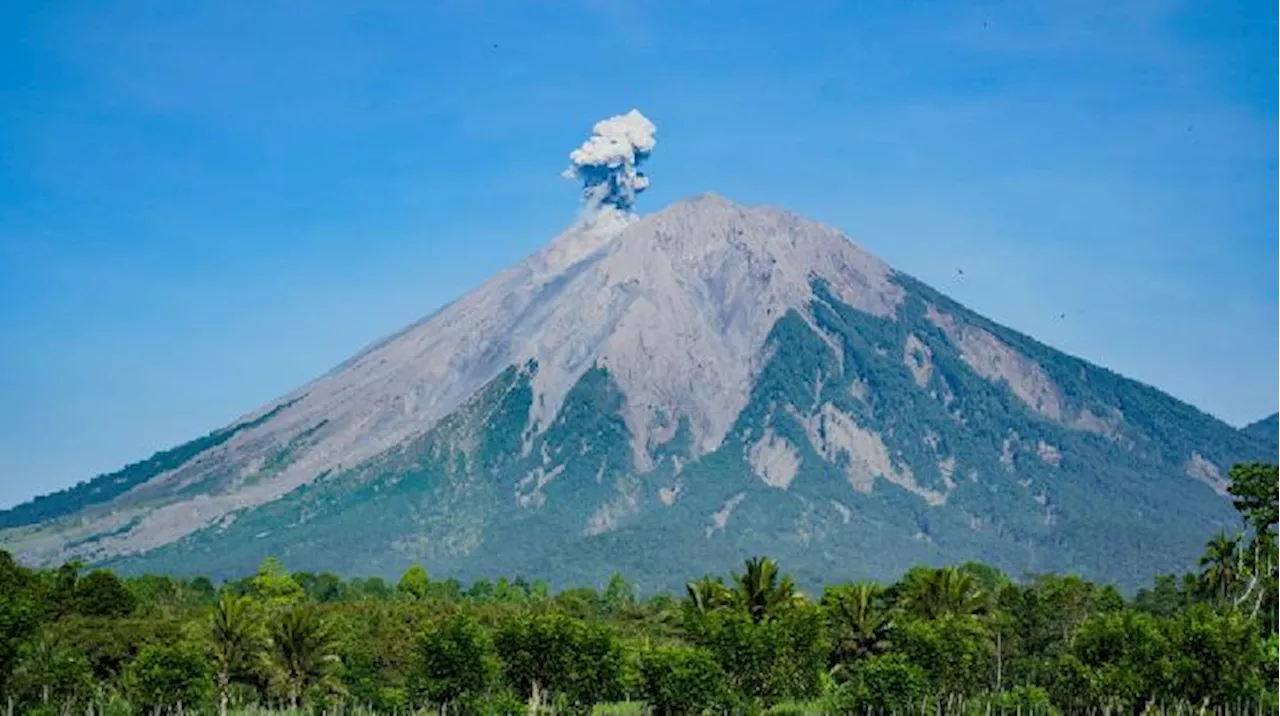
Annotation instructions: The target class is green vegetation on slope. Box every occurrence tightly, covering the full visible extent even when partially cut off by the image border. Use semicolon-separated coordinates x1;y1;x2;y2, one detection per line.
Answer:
0;464;1274;714
90;277;1274;593
13;276;1273;597
0;399;300;530
1241;413;1279;454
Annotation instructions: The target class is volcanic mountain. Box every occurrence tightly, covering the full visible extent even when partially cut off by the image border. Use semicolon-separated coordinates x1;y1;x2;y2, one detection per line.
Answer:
1;194;1270;591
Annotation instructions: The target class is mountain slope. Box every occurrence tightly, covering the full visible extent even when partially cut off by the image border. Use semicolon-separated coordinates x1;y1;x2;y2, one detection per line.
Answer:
1241;413;1278;455
2;195;1270;592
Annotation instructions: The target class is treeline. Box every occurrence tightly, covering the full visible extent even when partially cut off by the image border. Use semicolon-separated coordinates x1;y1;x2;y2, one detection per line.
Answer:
0;463;1275;715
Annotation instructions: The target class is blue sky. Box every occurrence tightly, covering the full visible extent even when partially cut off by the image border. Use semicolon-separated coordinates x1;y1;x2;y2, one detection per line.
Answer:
0;0;1275;508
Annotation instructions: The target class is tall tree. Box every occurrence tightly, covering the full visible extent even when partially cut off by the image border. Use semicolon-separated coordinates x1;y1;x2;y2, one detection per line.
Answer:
822;582;894;669
123;643;214;715
732;557;801;623
896;567;986;620
208;594;263;716
685;576;733;616
268;604;338;709
1227;462;1279;536
1225;463;1279;623
411;612;497;709
602;572;636;614
250;557;304;608
1199;532;1243;603
0;551;44;696
397;564;430;602
73;570;137;618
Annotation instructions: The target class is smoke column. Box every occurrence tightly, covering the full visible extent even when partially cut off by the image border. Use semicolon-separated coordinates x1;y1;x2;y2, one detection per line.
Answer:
563;109;656;213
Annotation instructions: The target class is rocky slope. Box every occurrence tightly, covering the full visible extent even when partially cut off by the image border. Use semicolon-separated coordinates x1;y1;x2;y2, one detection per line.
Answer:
1;194;1271;592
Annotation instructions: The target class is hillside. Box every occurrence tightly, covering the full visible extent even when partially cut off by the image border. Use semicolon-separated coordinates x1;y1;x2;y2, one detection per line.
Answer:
1;194;1271;592
1241;413;1279;455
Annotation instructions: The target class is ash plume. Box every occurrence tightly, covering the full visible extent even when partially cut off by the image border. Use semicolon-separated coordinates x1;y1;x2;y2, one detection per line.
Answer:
563;109;656;213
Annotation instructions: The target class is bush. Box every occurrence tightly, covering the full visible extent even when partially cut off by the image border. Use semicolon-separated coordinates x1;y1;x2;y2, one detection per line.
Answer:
639;645;731;715
9;638;96;713
494;612;624;710
686;605;827;707
74;570;137;618
833;653;927;712
123;642;213;713
895;615;993;699
411;612;498;708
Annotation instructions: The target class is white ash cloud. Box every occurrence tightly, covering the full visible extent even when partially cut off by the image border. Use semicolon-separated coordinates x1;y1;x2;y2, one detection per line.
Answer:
563;109;656;213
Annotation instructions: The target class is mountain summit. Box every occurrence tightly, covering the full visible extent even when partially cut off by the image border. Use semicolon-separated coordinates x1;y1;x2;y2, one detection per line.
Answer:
2;121;1271;591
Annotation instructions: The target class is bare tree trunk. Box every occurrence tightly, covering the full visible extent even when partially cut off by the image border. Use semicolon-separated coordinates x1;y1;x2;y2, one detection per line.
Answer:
526;680;543;714
217;671;230;716
996;630;1003;693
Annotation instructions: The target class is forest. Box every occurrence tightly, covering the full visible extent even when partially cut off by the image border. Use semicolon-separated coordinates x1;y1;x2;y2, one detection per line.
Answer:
1;462;1275;715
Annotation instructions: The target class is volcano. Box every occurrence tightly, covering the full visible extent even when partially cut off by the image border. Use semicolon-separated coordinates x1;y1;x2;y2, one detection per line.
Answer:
2;190;1270;592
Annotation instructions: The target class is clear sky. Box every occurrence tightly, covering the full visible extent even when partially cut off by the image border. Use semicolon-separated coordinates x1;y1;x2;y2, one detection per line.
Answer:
1;0;1275;508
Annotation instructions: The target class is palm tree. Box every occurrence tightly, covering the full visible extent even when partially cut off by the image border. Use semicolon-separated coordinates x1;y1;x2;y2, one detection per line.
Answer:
731;556;801;623
822;582;893;670
1199;532;1243;603
268;604;338;709
897;567;986;620
685;576;733;615
209;594;263;716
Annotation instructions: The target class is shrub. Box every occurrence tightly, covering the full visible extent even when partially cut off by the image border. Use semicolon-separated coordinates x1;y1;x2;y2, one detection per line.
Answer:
123;642;213;714
639;645;731;715
411;612;498;708
494;612;624;710
686;605;827;707
833;653;927;712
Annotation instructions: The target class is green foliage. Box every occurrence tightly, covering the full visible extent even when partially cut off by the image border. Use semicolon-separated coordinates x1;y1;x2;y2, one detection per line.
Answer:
1063;610;1172;711
123;642;214;714
732;556;801;623
684;576;734;617
0;551;43;694
397;564;430;602
832;653;928;713
1227;462;1279;535
895;614;993;700
250;557;305;608
996;572;1124;685
895;566;987;620
493;611;624;711
638;645;730;715
9;635;96;712
73;569;137;618
602;572;636;614
1164;604;1270;707
822;582;893;668
268;604;338;709
1199;531;1244;602
209;594;264;715
686;605;827;707
2;509;1280;715
410;612;498;709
